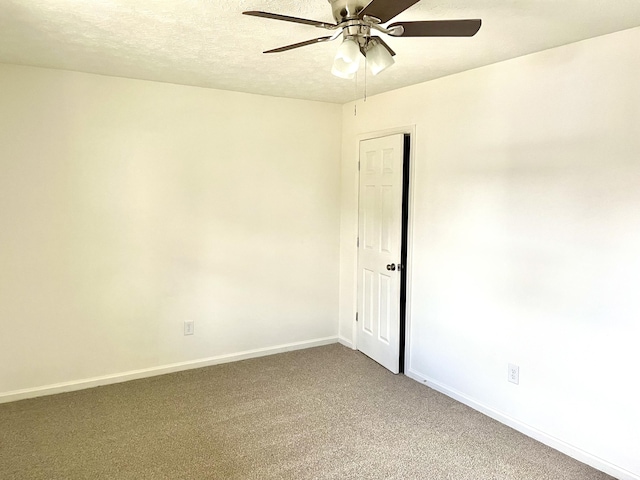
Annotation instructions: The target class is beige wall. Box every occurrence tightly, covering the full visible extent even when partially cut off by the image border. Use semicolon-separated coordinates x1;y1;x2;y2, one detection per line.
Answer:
2;24;639;480
0;65;342;397
339;27;640;480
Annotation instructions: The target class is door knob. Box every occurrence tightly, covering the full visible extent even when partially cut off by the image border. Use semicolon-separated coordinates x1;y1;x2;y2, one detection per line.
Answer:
386;264;396;271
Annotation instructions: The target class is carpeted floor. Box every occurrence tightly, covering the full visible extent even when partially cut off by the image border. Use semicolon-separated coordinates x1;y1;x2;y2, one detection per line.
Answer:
0;344;614;479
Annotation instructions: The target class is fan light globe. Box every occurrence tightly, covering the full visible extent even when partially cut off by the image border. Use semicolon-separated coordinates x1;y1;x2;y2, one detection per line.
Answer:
367;42;395;75
331;37;361;79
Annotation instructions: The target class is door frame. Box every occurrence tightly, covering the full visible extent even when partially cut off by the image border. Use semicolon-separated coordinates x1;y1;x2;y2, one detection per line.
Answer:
352;125;416;373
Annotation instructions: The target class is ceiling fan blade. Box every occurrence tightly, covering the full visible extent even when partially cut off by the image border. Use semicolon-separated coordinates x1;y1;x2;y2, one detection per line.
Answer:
243;11;334;29
264;36;334;53
389;19;482;37
359;0;420;23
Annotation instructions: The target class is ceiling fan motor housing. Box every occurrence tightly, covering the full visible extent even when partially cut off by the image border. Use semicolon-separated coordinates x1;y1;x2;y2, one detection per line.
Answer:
342;21;371;45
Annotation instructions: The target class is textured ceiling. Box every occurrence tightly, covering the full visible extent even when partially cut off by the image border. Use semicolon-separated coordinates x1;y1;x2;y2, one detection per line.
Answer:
1;0;640;104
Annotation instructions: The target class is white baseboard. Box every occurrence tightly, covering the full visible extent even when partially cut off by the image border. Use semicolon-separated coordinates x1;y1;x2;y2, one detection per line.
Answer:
338;336;355;350
0;336;339;404
406;369;639;480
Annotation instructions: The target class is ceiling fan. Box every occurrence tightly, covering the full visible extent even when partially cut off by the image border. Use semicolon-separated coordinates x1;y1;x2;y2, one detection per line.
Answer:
243;0;481;79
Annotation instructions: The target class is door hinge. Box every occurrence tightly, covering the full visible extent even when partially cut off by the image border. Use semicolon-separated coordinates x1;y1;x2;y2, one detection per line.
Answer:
356;312;359;322
357;236;359;248
358;160;360;171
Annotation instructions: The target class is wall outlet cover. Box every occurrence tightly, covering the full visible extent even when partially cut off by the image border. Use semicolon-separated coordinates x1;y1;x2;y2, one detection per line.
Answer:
508;363;519;384
184;321;195;336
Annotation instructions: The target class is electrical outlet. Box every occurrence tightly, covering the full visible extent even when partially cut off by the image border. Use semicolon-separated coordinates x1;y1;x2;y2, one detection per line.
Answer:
184;321;194;336
508;364;519;385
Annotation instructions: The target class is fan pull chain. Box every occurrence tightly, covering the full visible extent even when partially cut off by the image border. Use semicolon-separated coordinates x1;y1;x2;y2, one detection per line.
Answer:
354;66;358;116
364;55;367;102
353;58;368;116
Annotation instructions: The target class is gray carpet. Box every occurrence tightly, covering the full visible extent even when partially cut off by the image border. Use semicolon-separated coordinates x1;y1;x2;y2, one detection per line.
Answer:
0;344;614;479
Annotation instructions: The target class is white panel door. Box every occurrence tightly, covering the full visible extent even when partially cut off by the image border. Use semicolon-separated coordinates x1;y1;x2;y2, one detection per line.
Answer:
357;134;404;373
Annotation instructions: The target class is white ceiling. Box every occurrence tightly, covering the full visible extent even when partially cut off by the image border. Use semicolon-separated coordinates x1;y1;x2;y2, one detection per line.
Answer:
1;0;640;104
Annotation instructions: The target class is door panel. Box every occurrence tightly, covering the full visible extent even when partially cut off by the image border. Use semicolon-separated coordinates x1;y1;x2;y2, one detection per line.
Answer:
357;134;404;373
379;273;392;343
363;269;375;334
381;185;393;253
